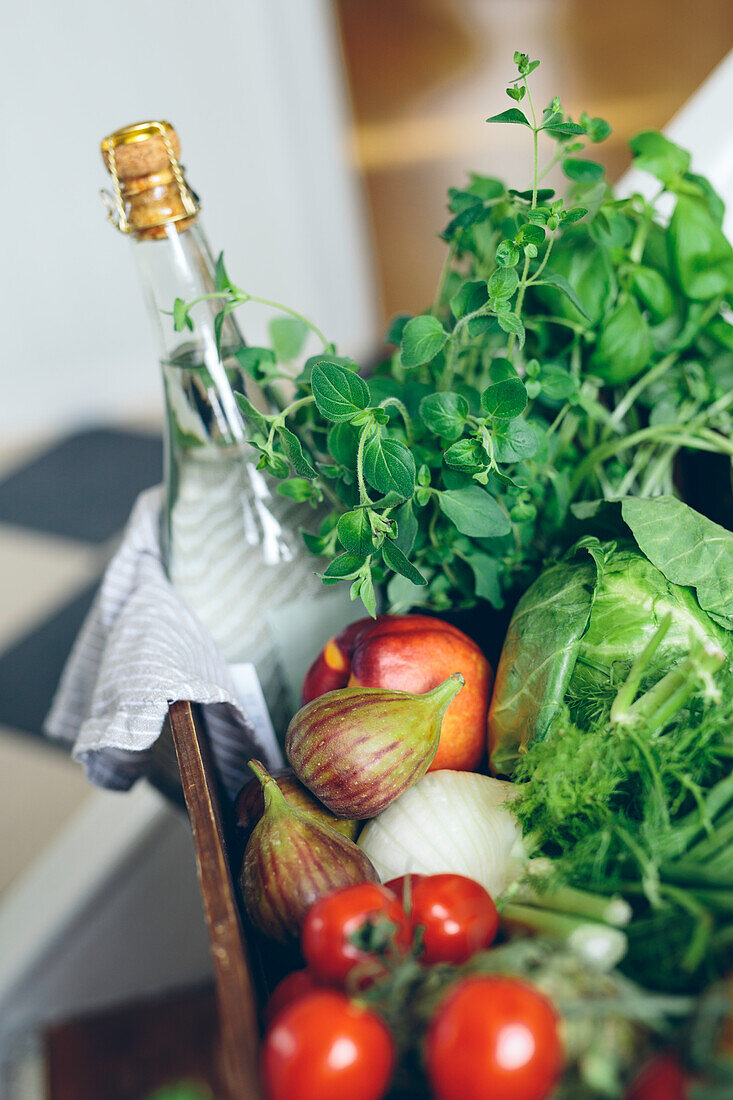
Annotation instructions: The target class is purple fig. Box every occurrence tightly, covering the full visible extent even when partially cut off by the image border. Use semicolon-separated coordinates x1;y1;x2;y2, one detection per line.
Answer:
235;767;360;845
240;759;378;943
285;673;465;819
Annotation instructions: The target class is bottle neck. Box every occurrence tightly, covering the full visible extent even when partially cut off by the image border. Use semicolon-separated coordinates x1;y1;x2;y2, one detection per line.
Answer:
131;218;244;364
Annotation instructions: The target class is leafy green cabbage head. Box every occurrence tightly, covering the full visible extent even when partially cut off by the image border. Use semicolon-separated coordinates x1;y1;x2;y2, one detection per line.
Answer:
488;535;731;775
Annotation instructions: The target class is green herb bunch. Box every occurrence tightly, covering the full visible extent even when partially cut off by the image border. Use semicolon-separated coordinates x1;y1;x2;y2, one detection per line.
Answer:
174;52;733;617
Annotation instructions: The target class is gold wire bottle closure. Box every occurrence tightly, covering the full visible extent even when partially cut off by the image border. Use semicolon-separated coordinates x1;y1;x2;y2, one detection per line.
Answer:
100;120;200;238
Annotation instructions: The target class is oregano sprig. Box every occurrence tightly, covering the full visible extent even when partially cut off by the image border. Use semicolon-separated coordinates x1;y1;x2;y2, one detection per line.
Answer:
171;52;733;617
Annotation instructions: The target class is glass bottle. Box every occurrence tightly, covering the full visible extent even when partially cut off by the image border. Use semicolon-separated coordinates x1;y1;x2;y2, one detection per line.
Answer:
100;121;352;738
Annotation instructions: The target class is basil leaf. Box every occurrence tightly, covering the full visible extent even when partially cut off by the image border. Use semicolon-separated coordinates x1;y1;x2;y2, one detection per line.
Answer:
534;238;614;325
277;426;317;478
363;433;416;498
270;316;308;361
562;158;604;182
481;376;528;419
668;195;733;301
486;108;531;127
382;540;427;585
588;298;652;384
400;315;448;367
629;266;675;322
629;130;690;187
533;271;591;321
438;487;512;537
420;392;469;441
311;361;370;422
337;510;374;555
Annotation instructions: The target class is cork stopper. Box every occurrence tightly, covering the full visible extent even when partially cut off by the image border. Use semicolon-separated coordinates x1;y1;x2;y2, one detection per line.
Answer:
100;120;199;238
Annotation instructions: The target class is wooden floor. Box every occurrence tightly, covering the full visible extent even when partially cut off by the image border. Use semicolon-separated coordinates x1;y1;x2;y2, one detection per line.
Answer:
335;0;733;322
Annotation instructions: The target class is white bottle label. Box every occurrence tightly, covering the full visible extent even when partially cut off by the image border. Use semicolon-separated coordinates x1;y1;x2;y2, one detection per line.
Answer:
228;661;284;768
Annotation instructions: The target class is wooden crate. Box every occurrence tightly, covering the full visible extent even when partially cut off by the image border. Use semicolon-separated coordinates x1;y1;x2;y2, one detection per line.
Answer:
168;700;265;1100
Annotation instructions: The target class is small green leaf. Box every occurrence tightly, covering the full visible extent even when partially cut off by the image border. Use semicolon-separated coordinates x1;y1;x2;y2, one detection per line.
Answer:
492;419;542;463
533;271;591;321
234;346;277;380
419;392;469;441
450;280;489;320
337;510;374;555
467;551;504;608
561;207;588;224
386;313;412;345
173;298;194;332
497;311;525;348
358;568;377;618
363;433;416;498
481;376;528;419
537;364;577;400
441;203;487;241
438;487;512;537
276;426;317;478
488;267;519;301
270;316;308;362
382;540;427;585
562;158;605;183
444;438;490;473
496;240;520;267
582;114;612;143
235;393;271;439
214;252;234;292
543;121;586;136
393;501;418;555
277;479;313;502
518;223;546;246
323;552;366;580
311;361;370;422
486;108;531;127
400;315;448;367
327;422;359;466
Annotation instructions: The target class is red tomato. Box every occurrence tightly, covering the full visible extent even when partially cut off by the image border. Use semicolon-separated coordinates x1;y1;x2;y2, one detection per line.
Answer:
426;976;563;1100
261;989;394;1100
408;874;499;964
264;969;323;1026
625;1053;689;1100
302;883;411;985
384;873;424;912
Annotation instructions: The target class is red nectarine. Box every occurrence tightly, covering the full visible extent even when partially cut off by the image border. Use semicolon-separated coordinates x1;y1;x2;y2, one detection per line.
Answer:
302;615;492;771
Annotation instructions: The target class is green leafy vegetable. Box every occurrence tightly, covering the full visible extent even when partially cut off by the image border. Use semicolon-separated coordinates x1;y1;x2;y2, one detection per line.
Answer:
174;52;733;617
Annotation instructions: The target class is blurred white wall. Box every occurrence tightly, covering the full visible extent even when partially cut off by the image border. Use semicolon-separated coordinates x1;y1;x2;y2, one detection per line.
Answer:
0;0;377;444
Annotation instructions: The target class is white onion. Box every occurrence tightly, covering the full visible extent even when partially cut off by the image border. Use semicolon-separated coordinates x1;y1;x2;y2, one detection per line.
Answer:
357;770;527;899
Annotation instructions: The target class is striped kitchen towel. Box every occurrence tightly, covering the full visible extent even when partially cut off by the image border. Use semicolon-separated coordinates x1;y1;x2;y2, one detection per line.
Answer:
44;487;283;796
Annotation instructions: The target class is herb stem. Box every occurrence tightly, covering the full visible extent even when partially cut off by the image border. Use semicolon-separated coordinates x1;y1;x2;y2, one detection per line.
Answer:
604;352;678;436
431;242;457;315
356;427;372;506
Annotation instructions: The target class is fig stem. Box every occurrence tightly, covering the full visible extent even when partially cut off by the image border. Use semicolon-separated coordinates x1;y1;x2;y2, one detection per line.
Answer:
423;673;465;708
247;758;289;815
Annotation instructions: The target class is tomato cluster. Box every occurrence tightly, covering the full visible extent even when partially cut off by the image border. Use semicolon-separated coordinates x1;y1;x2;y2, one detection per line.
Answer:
260;874;563;1100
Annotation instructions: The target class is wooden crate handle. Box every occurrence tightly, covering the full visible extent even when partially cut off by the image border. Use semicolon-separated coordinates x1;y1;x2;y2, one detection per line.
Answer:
168;700;263;1100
